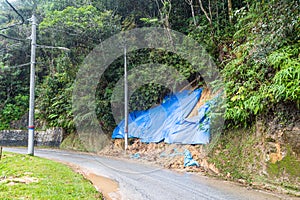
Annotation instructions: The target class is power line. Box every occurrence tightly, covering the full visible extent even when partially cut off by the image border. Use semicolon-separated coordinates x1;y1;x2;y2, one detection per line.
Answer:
0;0;25;31
0;43;28;55
0;42;24;50
0;0;26;43
0;33;28;42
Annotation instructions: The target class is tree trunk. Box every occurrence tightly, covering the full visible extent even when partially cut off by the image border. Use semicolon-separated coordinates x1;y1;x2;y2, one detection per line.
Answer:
156;0;174;48
228;0;233;24
198;0;214;41
185;0;197;26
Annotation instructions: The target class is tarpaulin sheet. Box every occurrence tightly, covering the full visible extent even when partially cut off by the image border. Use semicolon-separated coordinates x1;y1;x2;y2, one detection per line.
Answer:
184;149;200;167
112;88;211;144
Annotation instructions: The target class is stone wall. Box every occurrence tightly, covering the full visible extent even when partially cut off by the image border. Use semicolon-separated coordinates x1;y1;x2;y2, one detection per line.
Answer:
0;128;63;147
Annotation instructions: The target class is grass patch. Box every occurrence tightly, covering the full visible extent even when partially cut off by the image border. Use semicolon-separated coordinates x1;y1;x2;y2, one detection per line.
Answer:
0;152;102;199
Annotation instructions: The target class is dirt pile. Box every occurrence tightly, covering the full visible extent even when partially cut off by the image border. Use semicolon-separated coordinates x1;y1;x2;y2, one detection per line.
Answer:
100;139;219;174
100;88;219;173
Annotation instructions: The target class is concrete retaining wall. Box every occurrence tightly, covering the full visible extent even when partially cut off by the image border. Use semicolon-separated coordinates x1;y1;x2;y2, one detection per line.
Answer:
0;128;63;147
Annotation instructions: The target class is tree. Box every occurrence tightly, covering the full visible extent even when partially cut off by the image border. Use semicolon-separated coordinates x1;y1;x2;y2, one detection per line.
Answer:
0;0;33;129
35;4;121;133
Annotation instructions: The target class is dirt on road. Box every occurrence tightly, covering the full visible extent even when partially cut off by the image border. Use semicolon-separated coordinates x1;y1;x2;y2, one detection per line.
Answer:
60;161;121;200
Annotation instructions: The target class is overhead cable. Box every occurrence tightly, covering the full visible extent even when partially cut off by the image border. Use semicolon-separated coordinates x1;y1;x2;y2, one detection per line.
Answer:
0;0;25;31
0;33;27;41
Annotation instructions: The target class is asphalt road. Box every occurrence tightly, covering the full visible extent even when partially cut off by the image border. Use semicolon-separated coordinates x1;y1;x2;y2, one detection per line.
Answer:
3;147;289;200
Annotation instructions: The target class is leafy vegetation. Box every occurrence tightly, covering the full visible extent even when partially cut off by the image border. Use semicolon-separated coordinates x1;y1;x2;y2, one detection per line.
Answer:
0;152;102;199
0;0;299;135
223;1;300;127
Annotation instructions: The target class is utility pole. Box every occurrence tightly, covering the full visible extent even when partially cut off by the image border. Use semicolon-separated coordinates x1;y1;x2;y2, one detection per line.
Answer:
124;45;128;152
27;14;36;156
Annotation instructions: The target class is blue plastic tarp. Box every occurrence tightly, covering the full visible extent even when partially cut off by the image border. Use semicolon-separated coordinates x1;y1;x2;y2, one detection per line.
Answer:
184;149;200;167
112;88;211;144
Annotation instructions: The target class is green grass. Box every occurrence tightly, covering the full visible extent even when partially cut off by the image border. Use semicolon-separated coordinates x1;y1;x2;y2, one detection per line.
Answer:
0;152;102;200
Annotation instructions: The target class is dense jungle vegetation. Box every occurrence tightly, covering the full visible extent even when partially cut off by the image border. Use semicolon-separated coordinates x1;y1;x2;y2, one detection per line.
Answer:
0;0;299;136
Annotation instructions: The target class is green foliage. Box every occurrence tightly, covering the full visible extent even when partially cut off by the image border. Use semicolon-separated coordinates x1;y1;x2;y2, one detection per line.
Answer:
0;1;34;130
34;4;121;134
94;48;200;134
36;72;75;132
39;5;121;50
0;66;29;130
267;46;300;103
0;95;28;126
224;43;300;127
1;0;299;134
222;0;300;127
